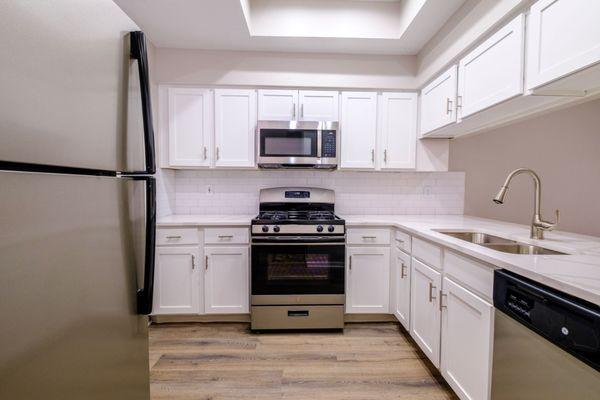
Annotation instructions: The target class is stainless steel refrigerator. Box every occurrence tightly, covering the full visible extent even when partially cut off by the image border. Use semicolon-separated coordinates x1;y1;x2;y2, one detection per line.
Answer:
0;1;155;398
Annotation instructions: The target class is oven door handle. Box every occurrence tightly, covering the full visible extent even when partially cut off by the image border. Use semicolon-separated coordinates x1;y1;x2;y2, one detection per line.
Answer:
251;242;345;246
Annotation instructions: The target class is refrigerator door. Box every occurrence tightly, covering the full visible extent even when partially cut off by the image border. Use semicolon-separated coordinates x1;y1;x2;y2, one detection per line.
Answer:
0;0;154;173
0;171;153;400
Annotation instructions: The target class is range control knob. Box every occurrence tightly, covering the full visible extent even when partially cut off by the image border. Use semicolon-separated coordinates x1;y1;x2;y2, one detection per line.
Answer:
273;225;280;233
261;225;269;233
316;225;324;233
327;225;335;233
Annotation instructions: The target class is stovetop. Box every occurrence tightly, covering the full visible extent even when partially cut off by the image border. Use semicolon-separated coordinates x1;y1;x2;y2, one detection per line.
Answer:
254;210;342;223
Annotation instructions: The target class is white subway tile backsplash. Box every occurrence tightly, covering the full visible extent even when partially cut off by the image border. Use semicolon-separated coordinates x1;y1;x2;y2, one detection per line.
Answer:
159;169;465;216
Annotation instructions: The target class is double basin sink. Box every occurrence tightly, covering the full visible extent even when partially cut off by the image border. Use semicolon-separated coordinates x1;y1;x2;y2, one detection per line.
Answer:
435;231;567;255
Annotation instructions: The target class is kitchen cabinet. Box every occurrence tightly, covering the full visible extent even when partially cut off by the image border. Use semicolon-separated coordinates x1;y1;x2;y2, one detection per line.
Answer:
441;276;493;400
346;246;390;313
167;87;212;167
410;257;441;367
527;0;600;93
419;65;457;136
153;246;201;315
298;90;339;121
204;246;249;314
392;246;411;330
258;89;339;121
214;89;257;168
378;92;417;170
458;14;525;119
340;91;378;169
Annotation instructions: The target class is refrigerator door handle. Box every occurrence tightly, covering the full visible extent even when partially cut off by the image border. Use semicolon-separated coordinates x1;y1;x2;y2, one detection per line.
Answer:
129;31;156;175
136;176;156;315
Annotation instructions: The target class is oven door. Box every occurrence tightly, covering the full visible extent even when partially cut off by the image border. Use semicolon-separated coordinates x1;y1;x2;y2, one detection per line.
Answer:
258;128;319;165
251;238;345;303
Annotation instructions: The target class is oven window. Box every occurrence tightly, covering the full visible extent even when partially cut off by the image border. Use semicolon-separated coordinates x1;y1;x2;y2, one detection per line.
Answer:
252;244;344;295
260;129;318;157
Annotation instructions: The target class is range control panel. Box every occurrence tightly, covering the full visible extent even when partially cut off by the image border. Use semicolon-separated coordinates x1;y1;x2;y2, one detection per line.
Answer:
321;130;337;158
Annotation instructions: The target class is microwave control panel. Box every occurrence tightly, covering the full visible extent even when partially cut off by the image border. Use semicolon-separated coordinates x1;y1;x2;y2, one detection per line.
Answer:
321;130;337;158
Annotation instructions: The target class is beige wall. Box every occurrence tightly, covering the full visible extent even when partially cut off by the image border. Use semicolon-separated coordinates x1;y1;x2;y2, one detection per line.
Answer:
449;99;600;236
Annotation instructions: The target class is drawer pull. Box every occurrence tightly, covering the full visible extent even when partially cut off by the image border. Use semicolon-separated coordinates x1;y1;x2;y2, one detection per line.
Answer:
349;255;352;270
400;262;407;279
439;291;447;311
191;255;196;269
205;255;208;270
218;235;234;239
362;236;377;239
166;235;182;239
395;238;404;243
428;282;437;303
288;310;309;317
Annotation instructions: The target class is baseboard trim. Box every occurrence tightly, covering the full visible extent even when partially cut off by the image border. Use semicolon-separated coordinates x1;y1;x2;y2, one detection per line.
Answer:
151;313;398;324
344;314;397;323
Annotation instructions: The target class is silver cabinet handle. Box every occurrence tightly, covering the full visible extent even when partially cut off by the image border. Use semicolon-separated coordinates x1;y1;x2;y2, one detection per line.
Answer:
205;255;208;270
446;98;453;115
439;291;447;311
203;146;207;160
300;103;304;118
349;255;352;270
362;236;377;239
216;147;220;160
384;149;387;163
371;149;375;163
166;235;181;239
457;95;463;110
400;262;407;279
395;238;404;243
428;282;437;303
191;255;196;269
218;235;233;239
292;103;296;119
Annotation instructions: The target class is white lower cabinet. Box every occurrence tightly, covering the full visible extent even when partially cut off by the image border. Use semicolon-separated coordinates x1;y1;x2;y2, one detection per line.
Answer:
153;246;201;315
410;257;441;367
204;246;249;314
392;246;411;330
441;276;493;400
346;246;390;313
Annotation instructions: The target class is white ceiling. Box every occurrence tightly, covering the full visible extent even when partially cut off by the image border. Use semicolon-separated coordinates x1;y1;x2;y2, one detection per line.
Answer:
114;0;467;55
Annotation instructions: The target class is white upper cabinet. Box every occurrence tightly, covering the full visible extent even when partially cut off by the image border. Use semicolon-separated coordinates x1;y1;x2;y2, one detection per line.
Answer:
153;246;201;315
346;246;391;314
257;89;298;121
441;277;494;400
298;90;339;121
458;14;525;119
419;65;458;135
204;246;249;314
214;89;257;168
168;87;212;167
526;0;600;92
340;91;378;169
378;92;417;170
410;257;441;368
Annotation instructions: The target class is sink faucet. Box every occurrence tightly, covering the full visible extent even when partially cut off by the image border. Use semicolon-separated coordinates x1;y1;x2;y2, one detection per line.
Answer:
493;168;559;240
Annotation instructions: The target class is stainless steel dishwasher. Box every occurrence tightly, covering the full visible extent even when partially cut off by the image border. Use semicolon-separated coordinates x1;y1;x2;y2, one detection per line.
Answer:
491;270;600;399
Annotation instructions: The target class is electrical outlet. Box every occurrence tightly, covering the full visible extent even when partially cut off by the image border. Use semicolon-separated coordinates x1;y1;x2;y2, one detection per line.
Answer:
423;185;432;195
206;185;214;195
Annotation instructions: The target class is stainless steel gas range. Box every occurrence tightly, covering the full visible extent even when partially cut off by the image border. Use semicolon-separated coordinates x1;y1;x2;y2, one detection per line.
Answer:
250;187;345;330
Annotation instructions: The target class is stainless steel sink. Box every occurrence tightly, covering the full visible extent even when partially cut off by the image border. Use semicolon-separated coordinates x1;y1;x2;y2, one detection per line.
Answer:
435;230;568;255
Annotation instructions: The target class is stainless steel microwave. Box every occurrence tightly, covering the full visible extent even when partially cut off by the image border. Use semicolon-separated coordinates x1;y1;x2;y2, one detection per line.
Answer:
257;121;339;169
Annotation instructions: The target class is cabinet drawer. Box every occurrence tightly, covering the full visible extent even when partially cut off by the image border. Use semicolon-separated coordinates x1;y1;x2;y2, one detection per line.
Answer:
444;250;494;300
204;227;249;244
347;228;390;245
156;228;199;246
412;237;442;270
394;230;411;253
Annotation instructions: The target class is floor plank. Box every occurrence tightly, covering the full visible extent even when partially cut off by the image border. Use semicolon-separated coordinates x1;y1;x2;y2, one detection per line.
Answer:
149;322;458;400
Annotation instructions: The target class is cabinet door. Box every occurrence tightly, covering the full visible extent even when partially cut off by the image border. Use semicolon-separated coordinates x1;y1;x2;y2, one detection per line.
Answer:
441;277;493;400
153;246;201;315
214;89;257;167
346;246;390;313
419;65;457;136
168;87;211;167
393;247;411;330
257;89;298;121
410;257;441;367
340;92;378;169
298;90;339;121
204;246;249;314
527;0;600;90
378;92;417;170
458;14;525;119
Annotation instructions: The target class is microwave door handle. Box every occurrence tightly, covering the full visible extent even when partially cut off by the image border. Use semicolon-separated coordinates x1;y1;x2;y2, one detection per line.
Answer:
136;176;156;315
129;31;156;175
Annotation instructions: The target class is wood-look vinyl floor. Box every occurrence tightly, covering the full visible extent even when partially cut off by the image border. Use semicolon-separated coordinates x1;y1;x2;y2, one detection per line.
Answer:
149;322;458;400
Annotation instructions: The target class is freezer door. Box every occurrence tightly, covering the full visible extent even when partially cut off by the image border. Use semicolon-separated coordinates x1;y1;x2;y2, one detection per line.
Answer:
0;0;153;173
0;171;151;400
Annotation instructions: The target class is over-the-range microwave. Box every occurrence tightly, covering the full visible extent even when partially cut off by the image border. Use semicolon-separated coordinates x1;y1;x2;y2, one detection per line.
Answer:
257;121;339;169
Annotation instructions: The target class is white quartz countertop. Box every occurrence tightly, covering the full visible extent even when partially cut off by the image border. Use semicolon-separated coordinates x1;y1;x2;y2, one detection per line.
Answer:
157;213;600;305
